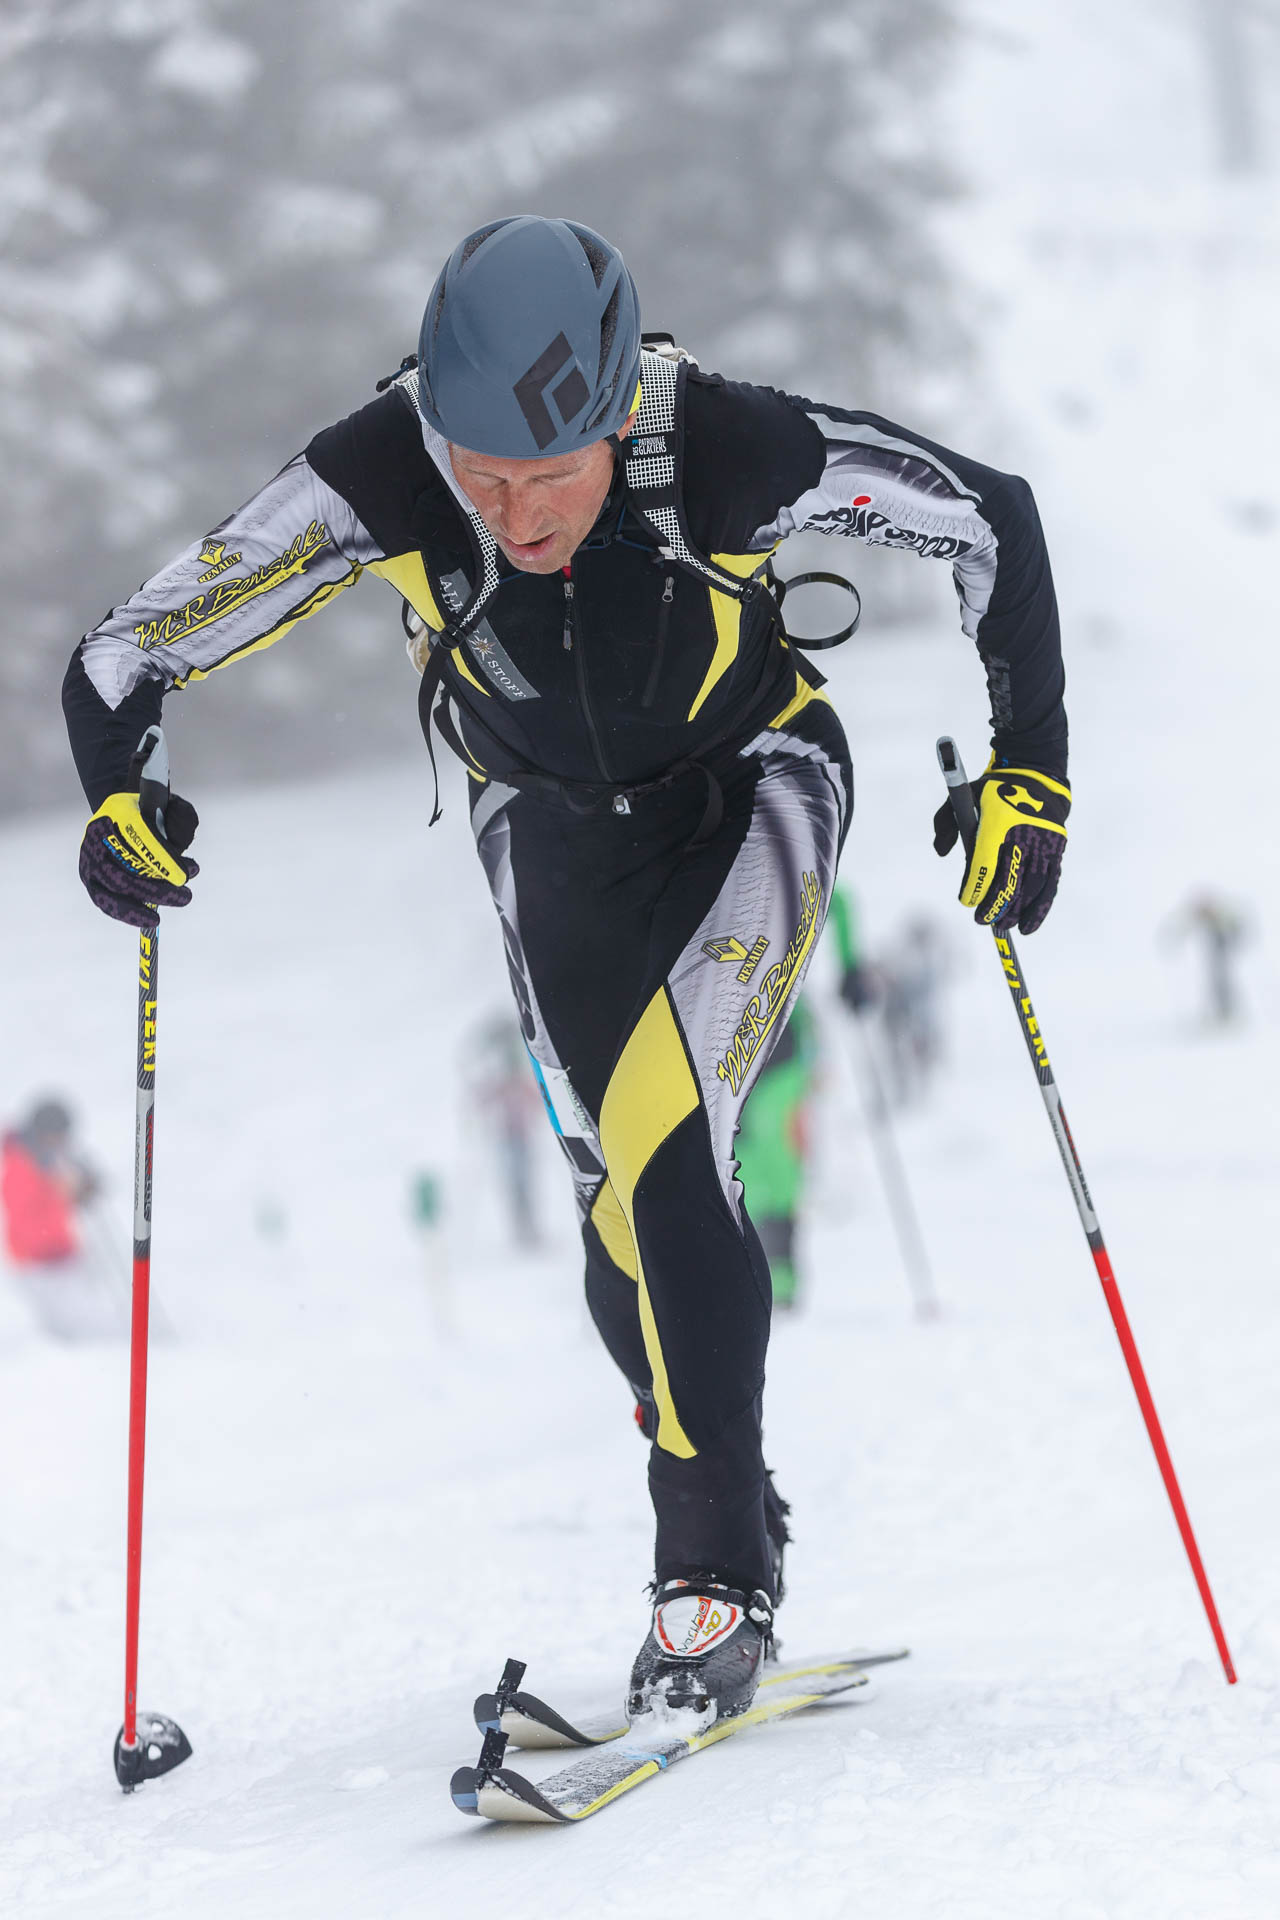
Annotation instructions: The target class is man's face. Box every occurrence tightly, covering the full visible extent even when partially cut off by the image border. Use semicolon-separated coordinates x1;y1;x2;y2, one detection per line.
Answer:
449;418;633;575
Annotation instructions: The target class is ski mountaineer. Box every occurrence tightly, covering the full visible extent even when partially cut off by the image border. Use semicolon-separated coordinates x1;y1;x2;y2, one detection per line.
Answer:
64;216;1070;1730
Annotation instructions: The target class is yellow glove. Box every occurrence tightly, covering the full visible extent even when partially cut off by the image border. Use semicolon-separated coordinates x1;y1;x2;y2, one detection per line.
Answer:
934;763;1070;934
80;790;199;929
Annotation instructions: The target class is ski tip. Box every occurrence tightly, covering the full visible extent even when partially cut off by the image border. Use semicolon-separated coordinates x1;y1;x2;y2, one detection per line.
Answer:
472;1692;502;1735
450;1765;482;1816
478;1768;571;1825
451;1762;569;1824
498;1690;627;1749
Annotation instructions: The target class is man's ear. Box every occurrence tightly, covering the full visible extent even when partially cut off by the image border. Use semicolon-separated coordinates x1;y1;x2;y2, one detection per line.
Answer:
606;408;640;455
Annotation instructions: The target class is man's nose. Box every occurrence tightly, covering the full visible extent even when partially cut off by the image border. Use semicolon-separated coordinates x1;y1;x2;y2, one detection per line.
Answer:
494;487;546;543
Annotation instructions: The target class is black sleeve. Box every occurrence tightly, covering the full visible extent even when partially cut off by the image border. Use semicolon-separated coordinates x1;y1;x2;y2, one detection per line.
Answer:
679;370;827;556
769;396;1067;776
62;654;164;811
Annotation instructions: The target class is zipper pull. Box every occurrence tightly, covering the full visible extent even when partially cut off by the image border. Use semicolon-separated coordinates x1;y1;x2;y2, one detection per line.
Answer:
562;568;574;651
661;574;674;606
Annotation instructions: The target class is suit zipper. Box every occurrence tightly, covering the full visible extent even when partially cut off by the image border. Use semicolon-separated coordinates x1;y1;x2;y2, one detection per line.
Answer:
641;572;674;709
564;566;614;782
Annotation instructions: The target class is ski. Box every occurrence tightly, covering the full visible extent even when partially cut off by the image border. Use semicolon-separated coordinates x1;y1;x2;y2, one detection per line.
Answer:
474;1646;909;1750
454;1647;908;1825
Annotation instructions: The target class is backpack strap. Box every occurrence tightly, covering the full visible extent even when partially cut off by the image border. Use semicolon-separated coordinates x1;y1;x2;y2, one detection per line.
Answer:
771;568;861;649
386;345;771;629
622;346;859;649
381;346;856;648
624;346;771;605
388;360;503;645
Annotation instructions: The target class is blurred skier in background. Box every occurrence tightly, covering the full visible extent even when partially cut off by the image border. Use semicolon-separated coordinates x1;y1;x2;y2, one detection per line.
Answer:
831;886;877;1021
879;914;947;1104
408;1166;451;1331
1167;892;1251;1026
830;890;942;1321
63;215;1069;1727
1;1096;116;1339
1;1096;97;1267
734;1000;818;1310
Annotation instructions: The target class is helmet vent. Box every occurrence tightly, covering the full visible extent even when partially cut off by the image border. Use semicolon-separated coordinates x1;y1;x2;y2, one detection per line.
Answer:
598;282;620;381
460;222;504;268
568;222;610;287
430;277;448;343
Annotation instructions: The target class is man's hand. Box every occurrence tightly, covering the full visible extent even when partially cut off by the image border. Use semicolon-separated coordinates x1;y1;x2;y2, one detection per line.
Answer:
933;763;1069;936
79;790;199;929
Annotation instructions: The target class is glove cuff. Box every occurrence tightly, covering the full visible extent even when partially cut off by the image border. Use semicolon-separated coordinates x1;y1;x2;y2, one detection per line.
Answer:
995;763;1071;805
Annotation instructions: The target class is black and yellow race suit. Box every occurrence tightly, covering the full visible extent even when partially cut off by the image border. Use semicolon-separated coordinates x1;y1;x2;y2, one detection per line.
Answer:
64;365;1066;1597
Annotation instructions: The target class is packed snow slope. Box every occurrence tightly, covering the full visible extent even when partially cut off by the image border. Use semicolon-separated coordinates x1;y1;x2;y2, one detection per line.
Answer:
4;13;1280;1920
2;575;1277;1912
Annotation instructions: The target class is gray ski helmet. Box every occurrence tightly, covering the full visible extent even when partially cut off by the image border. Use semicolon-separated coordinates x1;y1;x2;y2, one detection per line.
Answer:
416;217;642;458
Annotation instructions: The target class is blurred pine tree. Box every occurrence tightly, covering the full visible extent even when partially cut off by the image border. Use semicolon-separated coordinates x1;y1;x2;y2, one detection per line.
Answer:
0;0;961;812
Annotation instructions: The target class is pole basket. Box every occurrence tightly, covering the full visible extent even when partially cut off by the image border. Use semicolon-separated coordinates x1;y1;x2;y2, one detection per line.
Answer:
114;1713;192;1792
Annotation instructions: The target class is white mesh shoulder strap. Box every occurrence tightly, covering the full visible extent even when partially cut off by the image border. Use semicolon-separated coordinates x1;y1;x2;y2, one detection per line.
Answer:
395;364;502;640
397;349;753;629
624;347;760;602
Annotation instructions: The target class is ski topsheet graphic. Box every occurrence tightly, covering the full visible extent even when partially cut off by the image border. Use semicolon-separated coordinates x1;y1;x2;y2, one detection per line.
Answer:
473;1646;911;1751
454;1647;909;1824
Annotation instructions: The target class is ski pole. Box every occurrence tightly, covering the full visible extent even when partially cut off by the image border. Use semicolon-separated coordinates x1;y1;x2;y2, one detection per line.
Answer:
844;1011;940;1321
114;725;193;1789
85;1196;177;1343
936;736;1237;1685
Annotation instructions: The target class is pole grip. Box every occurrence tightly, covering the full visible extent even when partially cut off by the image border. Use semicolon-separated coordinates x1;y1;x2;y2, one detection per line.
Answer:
936;736;979;859
132;725;171;841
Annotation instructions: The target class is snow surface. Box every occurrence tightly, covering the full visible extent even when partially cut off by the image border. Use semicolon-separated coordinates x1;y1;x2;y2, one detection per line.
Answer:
4;7;1280;1917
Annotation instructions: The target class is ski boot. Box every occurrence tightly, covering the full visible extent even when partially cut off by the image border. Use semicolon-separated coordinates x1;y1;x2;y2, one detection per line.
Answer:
627;1579;773;1728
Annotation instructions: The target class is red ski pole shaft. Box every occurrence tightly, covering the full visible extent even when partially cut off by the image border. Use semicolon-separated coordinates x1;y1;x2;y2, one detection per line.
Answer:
937;738;1236;1684
112;724;192;1792
123;919;159;1751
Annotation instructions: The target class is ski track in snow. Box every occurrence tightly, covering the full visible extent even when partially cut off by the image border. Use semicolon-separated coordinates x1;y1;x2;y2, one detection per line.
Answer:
5;8;1280;1915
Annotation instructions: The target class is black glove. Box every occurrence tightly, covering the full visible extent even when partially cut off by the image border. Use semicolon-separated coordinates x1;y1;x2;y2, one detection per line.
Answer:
79;789;199;929
933;764;1070;936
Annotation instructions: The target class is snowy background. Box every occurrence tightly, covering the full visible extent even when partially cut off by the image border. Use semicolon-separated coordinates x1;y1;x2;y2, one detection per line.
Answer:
3;2;1280;1916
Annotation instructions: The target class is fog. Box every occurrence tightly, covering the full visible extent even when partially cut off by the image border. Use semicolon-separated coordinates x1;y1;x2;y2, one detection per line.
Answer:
2;0;960;812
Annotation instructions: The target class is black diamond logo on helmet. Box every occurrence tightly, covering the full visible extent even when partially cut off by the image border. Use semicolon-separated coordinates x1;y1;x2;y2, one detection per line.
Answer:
514;333;590;451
